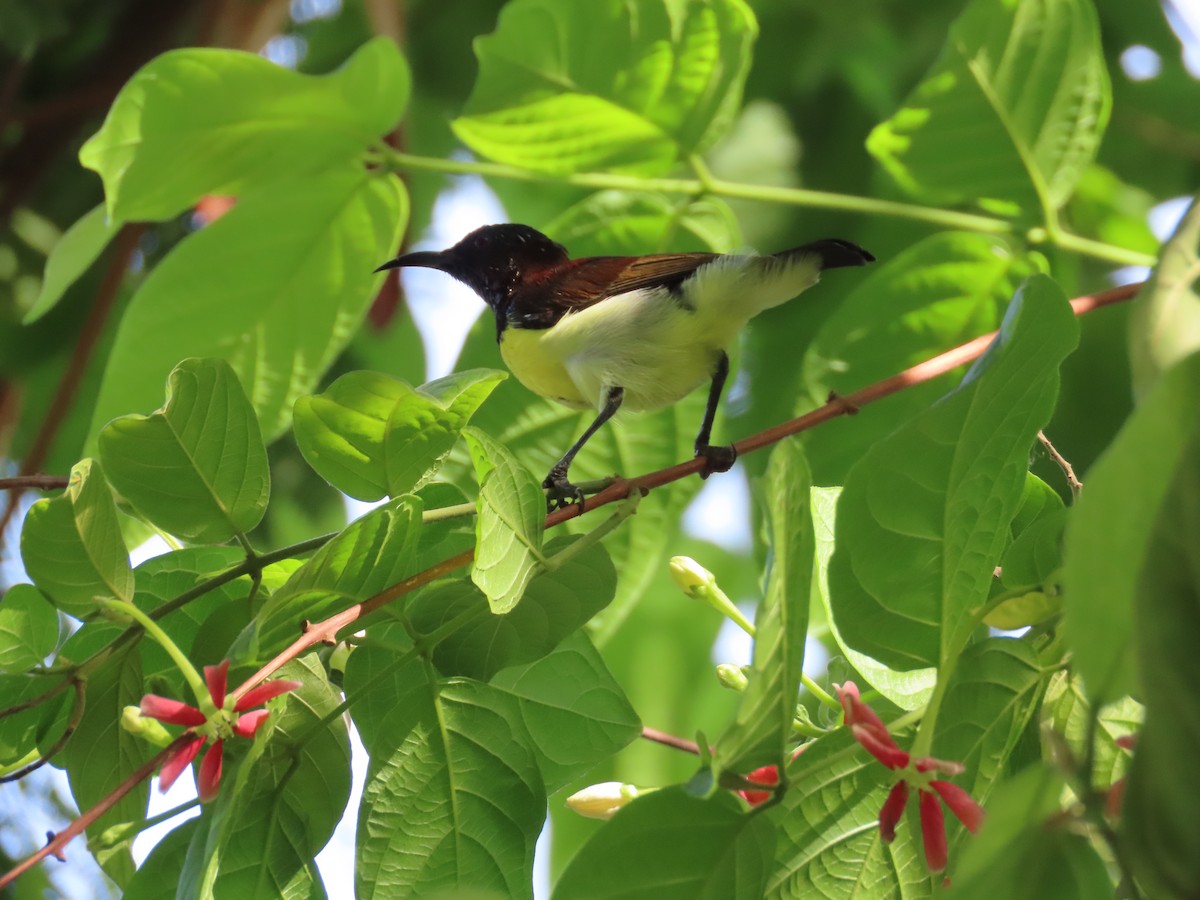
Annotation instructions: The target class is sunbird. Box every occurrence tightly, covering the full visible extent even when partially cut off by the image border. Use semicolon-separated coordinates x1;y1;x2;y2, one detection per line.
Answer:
377;224;873;510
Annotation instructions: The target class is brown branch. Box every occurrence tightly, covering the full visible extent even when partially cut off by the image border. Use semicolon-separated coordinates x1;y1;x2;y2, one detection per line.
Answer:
0;225;144;544
0;475;69;491
0;680;85;783
0;279;1141;886
1038;430;1083;499
641;726;702;756
0;735;190;890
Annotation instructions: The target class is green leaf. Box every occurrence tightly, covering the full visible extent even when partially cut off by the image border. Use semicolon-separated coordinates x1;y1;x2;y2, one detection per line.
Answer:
490;633;640;794
1063;352;1200;703
1129;194;1200;399
99;358;269;543
21;458;133;617
1041;672;1141;793
766;731;926;897
449;320;704;643
554;788;775;900
125;820;197;900
830;276;1079;670
716;439;812;774
867;0;1109;215
356;677;545;899
62;645;146;886
180;656;349;898
24;204;116;324
0;674;70;771
545;192;742;255
802;233;1037;484
948;765;1110;899
1115;356;1200;899
88;169;407;444
80;38;409;222
811;487;935;710
453;0;757;175
294;368;506;502
0;584;59;672
409;535;616;681
236;496;423;661
464;427;546;614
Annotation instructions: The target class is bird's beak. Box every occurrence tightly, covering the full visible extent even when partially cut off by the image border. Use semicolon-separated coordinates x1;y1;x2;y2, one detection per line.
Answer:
374;250;449;273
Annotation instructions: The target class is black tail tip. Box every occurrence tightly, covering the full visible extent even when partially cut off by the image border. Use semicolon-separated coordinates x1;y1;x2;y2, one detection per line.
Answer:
795;238;875;270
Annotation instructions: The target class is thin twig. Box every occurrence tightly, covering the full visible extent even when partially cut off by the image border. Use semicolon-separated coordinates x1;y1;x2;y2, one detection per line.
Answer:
641;726;702;755
0;680;85;782
0;475;69;491
1038;430;1083;499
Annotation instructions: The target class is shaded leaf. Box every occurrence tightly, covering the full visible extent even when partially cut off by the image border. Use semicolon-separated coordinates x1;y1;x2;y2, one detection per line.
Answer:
21;458;133;617
100;358;270;543
554;788;775;900
0;583;59;672
294;368;505;502
867;0;1109;214
1129;193;1200;399
545;192;742;255
830;277;1078;670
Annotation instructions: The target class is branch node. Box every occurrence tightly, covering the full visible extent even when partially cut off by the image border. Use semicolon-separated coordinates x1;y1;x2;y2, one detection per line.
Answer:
45;833;65;862
827;390;860;415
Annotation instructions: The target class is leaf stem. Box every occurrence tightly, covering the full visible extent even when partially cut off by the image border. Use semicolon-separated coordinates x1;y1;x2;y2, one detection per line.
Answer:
101;599;209;708
800;673;838;710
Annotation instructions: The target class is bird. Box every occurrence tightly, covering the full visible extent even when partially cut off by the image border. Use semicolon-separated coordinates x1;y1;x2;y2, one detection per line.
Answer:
376;224;874;511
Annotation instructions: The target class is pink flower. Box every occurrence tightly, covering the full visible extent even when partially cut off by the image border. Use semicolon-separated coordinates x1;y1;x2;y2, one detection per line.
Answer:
835;681;985;873
140;661;300;803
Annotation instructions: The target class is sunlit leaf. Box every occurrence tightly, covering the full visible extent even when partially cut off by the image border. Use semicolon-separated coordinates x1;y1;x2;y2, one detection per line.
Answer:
0;584;59;672
25;204;116;324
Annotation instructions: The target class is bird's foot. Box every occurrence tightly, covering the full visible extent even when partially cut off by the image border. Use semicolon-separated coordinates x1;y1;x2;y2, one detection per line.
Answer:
695;442;737;480
543;468;585;513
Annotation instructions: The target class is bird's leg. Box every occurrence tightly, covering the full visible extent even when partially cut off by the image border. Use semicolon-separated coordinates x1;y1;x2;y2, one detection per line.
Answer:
694;351;736;479
544;386;625;512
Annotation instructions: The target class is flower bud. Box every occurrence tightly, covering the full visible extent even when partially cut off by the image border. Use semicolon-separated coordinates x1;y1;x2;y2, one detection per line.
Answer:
120;705;174;747
716;664;750;692
668;556;715;597
566;782;644;820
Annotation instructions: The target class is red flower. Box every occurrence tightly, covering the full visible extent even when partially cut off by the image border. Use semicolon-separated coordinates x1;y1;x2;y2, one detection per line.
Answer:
739;764;780;806
835;681;985;873
140;661;300;803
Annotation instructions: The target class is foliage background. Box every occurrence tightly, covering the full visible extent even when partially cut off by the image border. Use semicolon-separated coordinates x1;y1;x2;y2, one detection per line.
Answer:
0;0;1194;897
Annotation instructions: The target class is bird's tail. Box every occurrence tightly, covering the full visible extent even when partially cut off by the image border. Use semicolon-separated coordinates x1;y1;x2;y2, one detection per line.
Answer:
691;239;874;342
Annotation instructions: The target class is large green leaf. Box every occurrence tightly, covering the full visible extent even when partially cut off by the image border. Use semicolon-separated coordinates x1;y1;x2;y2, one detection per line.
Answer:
20;458;133;617
1063;352;1200;704
294;368;505;502
948;766;1110;899
464;427;546;614
716;438;812;775
553;788;775;900
802;232;1037;484
355;676;545;899
454;0;756;175
234;496;423;661
87;169;406;444
0;584;59;672
178;656;349;899
490;633;640;794
99;358;270;543
408;535;616;681
765;731;925;898
867;0;1109;216
1110;353;1200;898
830;276;1078;670
811;487;935;710
545;192;742;254
80;38;409;222
1128;194;1199;399
61;645;146;886
25;203;116;324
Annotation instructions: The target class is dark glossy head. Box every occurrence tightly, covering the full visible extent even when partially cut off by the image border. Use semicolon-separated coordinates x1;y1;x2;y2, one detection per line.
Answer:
375;224;569;308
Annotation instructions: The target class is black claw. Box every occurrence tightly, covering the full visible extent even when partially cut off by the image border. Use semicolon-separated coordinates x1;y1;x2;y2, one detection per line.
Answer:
543;471;585;513
695;443;737;479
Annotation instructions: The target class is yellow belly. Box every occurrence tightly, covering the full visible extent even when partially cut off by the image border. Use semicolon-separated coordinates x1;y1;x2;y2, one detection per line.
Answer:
499;327;590;409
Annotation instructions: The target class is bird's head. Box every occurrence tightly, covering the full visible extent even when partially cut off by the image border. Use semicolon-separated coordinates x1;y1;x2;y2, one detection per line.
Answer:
375;224;569;309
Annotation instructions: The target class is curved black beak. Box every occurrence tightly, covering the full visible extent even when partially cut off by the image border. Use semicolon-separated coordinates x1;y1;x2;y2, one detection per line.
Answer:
374;250;449;274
